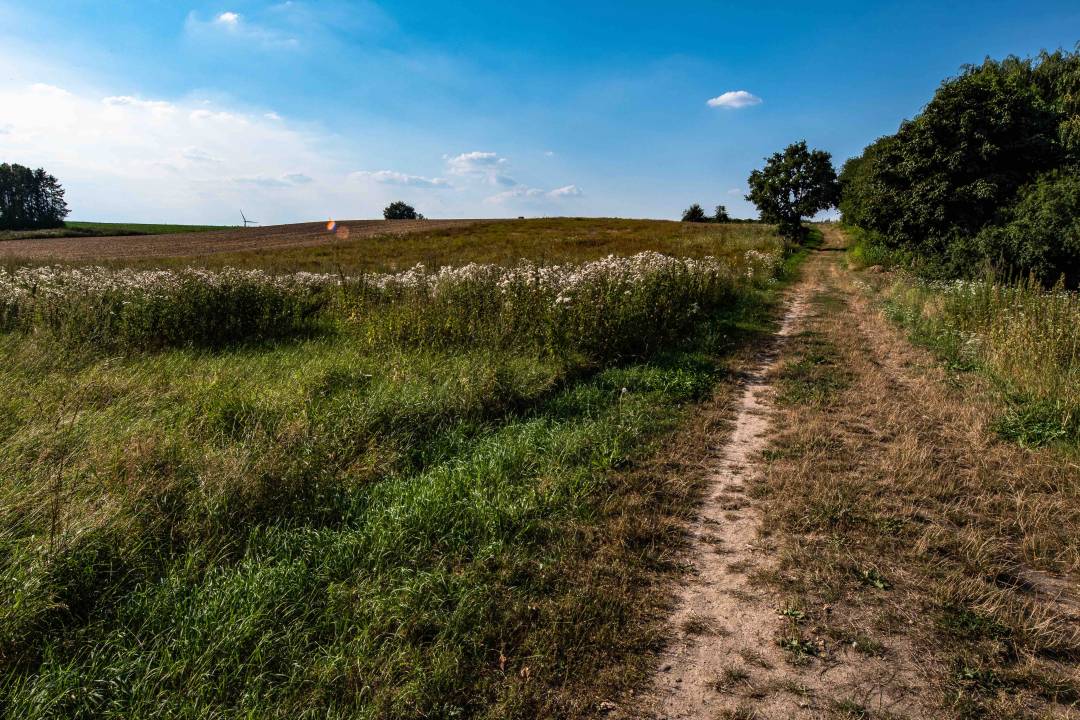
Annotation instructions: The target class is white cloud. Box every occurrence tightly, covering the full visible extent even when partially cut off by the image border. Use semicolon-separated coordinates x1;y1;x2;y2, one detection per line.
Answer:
350;169;448;188
548;184;582;198
706;90;763;109
445;150;514;186
544;150;555;157
184;10;299;49
726;187;745;196
487;184;584;204
264;111;282;121
103;95;175;116
235;175;290;188
215;11;241;27
0;81;344;223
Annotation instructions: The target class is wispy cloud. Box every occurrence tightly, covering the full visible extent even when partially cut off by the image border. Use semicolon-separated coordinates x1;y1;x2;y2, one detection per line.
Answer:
706;90;762;109
445;150;514;186
487;183;584;204
184;10;299;49
349;169;449;188
548;184;582;197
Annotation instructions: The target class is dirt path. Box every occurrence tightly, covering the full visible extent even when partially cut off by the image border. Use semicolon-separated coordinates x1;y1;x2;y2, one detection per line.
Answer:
636;225;1080;719
639;230;928;719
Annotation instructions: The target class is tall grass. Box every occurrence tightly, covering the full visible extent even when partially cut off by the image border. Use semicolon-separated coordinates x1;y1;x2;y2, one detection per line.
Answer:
883;275;1080;446
1;250;780;356
0;233;792;719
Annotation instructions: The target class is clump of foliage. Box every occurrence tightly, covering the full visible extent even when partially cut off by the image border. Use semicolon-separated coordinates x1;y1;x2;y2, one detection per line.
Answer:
840;47;1080;285
383;201;422;220
973;170;1080;285
681;203;733;223
681;203;708;222
0;163;69;230
746;140;839;242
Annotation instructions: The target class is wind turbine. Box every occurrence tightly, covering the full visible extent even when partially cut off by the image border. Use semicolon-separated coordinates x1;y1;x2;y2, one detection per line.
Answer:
240;210;259;227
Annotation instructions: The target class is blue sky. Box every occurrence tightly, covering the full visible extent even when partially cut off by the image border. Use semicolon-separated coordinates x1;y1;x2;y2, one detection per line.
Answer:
1;1;1078;223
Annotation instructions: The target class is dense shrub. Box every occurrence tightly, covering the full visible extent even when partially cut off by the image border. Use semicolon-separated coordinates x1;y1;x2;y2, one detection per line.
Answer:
383;201;420;220
973;170;1080;286
840;48;1080;282
681;203;708;222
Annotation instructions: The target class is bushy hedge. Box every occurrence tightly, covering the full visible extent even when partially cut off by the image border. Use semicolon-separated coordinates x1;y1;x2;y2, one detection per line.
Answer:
840;48;1080;285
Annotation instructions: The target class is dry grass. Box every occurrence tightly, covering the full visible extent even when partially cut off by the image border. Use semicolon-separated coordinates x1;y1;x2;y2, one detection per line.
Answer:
0;218;777;274
756;241;1080;718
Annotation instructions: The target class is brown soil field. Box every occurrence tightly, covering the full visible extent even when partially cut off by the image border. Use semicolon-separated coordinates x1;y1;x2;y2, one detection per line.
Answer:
0;219;485;261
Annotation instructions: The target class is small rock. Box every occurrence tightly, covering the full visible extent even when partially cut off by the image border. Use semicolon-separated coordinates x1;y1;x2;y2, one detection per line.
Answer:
661;663;672;672
867;265;884;273
597;700;618;713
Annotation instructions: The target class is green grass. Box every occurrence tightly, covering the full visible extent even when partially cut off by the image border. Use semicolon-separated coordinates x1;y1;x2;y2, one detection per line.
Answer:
66;221;228;235
0;223;801;718
881;276;1080;450
0;221;227;242
775;331;850;406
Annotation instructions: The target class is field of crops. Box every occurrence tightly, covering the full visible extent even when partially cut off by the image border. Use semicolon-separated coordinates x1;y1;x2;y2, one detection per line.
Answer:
0;221;793;718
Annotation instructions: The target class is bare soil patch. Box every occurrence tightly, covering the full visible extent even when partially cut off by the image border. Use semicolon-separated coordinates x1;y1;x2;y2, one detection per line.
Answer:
0;219;483;261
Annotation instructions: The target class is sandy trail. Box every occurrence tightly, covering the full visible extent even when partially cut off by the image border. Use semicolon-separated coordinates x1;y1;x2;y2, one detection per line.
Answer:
640;236;923;719
640;272;813;719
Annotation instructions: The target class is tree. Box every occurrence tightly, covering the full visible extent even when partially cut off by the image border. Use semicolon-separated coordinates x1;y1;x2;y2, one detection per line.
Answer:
714;205;731;223
383;201;419;220
0;163;69;230
973;170;1080;287
681;203;707;222
746;141;839;241
837;49;1080;282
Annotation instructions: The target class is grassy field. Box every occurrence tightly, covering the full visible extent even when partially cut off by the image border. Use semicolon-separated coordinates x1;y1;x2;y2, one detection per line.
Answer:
0;222;796;718
115;217;776;272
844;230;1080;453
0;221;228;242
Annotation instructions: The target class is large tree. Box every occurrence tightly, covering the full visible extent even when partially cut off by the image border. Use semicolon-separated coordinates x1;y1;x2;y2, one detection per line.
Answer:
746;141;839;241
383;201;420;220
0;163;69;230
681;203;708;222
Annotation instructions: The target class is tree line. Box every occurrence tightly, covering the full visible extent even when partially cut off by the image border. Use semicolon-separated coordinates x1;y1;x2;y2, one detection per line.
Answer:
840;47;1080;286
0;163;69;230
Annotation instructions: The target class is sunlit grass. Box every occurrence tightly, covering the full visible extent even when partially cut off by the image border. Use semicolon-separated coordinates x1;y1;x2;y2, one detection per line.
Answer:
0;225;796;718
883;276;1080;447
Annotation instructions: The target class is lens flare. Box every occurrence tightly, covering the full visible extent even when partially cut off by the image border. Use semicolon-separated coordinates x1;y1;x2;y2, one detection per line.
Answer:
326;219;337;232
